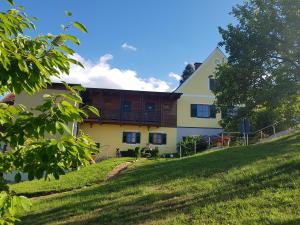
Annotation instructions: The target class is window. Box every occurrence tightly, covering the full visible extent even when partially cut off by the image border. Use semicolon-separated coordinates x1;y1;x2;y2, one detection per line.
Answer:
209;75;215;91
191;104;216;118
145;102;155;112
122;132;140;144
149;133;167;145
122;100;131;112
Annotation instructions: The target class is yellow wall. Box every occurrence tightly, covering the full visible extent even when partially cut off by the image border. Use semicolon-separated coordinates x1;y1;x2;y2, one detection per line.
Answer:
14;88;75;136
177;96;221;128
80;123;177;157
176;48;227;128
14;89;70;110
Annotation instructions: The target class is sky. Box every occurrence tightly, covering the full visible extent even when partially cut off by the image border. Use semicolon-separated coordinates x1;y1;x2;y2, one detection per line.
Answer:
3;0;243;92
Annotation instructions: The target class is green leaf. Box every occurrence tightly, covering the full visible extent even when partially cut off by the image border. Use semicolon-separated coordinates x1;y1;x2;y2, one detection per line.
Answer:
88;106;100;117
57;142;65;151
43;94;52;99
72;85;85;92
58;93;82;103
6;0;14;6
64;10;72;17
73;22;88;33
0;191;9;207
60;45;75;54
61;34;80;45
68;58;84;68
58;122;72;135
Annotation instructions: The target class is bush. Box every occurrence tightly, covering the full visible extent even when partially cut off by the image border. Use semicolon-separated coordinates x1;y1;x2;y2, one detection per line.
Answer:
152;147;159;159
134;147;140;158
140;146;159;158
177;136;208;156
120;149;135;157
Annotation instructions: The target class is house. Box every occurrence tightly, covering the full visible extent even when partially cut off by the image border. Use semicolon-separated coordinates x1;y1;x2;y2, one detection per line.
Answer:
9;47;227;156
175;47;227;142
80;88;182;157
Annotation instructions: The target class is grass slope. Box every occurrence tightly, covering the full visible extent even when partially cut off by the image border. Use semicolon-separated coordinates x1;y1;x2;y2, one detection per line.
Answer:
18;132;300;225
11;157;132;196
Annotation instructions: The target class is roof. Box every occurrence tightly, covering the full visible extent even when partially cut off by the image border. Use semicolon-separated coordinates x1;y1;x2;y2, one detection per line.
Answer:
0;93;15;103
84;87;182;99
174;47;227;93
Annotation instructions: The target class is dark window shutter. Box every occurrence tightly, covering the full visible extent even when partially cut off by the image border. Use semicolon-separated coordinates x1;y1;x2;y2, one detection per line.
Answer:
209;78;215;91
210;105;216;118
136;133;141;143
191;104;197;117
122;132;127;143
162;134;167;144
149;133;153;144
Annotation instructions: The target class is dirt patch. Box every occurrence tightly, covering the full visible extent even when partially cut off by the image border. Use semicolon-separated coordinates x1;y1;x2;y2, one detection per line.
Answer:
23;161;133;198
106;162;131;180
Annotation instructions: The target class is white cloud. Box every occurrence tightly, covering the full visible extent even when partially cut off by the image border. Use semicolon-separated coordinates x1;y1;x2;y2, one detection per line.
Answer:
52;53;171;92
184;61;188;65
121;43;137;51
168;72;181;81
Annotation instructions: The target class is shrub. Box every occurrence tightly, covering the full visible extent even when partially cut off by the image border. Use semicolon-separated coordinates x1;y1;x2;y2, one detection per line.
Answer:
134;147;140;158
152;147;159;159
177;136;208;156
140;146;159;158
120;149;135;157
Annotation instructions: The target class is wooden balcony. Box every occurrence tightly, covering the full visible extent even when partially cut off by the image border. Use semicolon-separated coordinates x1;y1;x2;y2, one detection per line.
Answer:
82;88;182;127
86;109;162;126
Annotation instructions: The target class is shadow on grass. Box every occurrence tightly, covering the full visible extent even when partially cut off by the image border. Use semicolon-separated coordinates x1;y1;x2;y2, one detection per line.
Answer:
19;133;300;225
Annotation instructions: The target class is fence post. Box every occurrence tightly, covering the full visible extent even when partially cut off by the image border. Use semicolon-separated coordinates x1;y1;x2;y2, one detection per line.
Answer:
260;130;263;142
221;132;224;148
194;141;196;155
208;136;211;149
273;125;276;137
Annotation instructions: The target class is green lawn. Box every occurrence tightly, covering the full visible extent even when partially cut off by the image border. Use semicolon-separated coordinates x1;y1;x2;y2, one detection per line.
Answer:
11;157;132;196
17;131;300;225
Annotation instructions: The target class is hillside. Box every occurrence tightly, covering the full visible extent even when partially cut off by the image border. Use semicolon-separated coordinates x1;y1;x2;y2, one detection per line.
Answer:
16;131;300;225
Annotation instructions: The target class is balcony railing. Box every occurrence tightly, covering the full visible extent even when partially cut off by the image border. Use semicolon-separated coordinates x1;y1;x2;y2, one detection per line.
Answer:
87;109;161;125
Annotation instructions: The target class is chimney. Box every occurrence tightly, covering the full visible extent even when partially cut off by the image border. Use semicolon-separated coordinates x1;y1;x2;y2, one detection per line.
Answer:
194;62;202;70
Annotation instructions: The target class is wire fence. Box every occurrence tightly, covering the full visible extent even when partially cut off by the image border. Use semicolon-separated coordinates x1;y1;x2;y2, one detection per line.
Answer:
177;120;300;158
223;120;300;148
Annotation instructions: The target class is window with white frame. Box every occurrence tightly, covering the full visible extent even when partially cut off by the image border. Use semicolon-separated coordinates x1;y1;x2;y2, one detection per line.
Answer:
208;75;215;91
149;133;167;145
191;104;216;118
122;132;140;144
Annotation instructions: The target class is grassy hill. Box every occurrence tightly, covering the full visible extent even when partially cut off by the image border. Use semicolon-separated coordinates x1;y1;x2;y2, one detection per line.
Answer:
15;131;300;225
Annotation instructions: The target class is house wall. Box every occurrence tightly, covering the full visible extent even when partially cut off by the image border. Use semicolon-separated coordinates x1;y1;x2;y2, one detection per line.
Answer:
176;127;222;143
80;123;177;157
14;88;75;136
175;48;227;141
14;89;70;110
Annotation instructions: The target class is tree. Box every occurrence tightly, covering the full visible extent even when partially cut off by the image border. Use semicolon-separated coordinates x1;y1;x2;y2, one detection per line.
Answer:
180;64;195;84
214;0;300;131
0;1;99;224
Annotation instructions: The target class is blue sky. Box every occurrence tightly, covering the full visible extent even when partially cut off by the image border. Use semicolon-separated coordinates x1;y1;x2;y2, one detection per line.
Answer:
4;0;242;91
